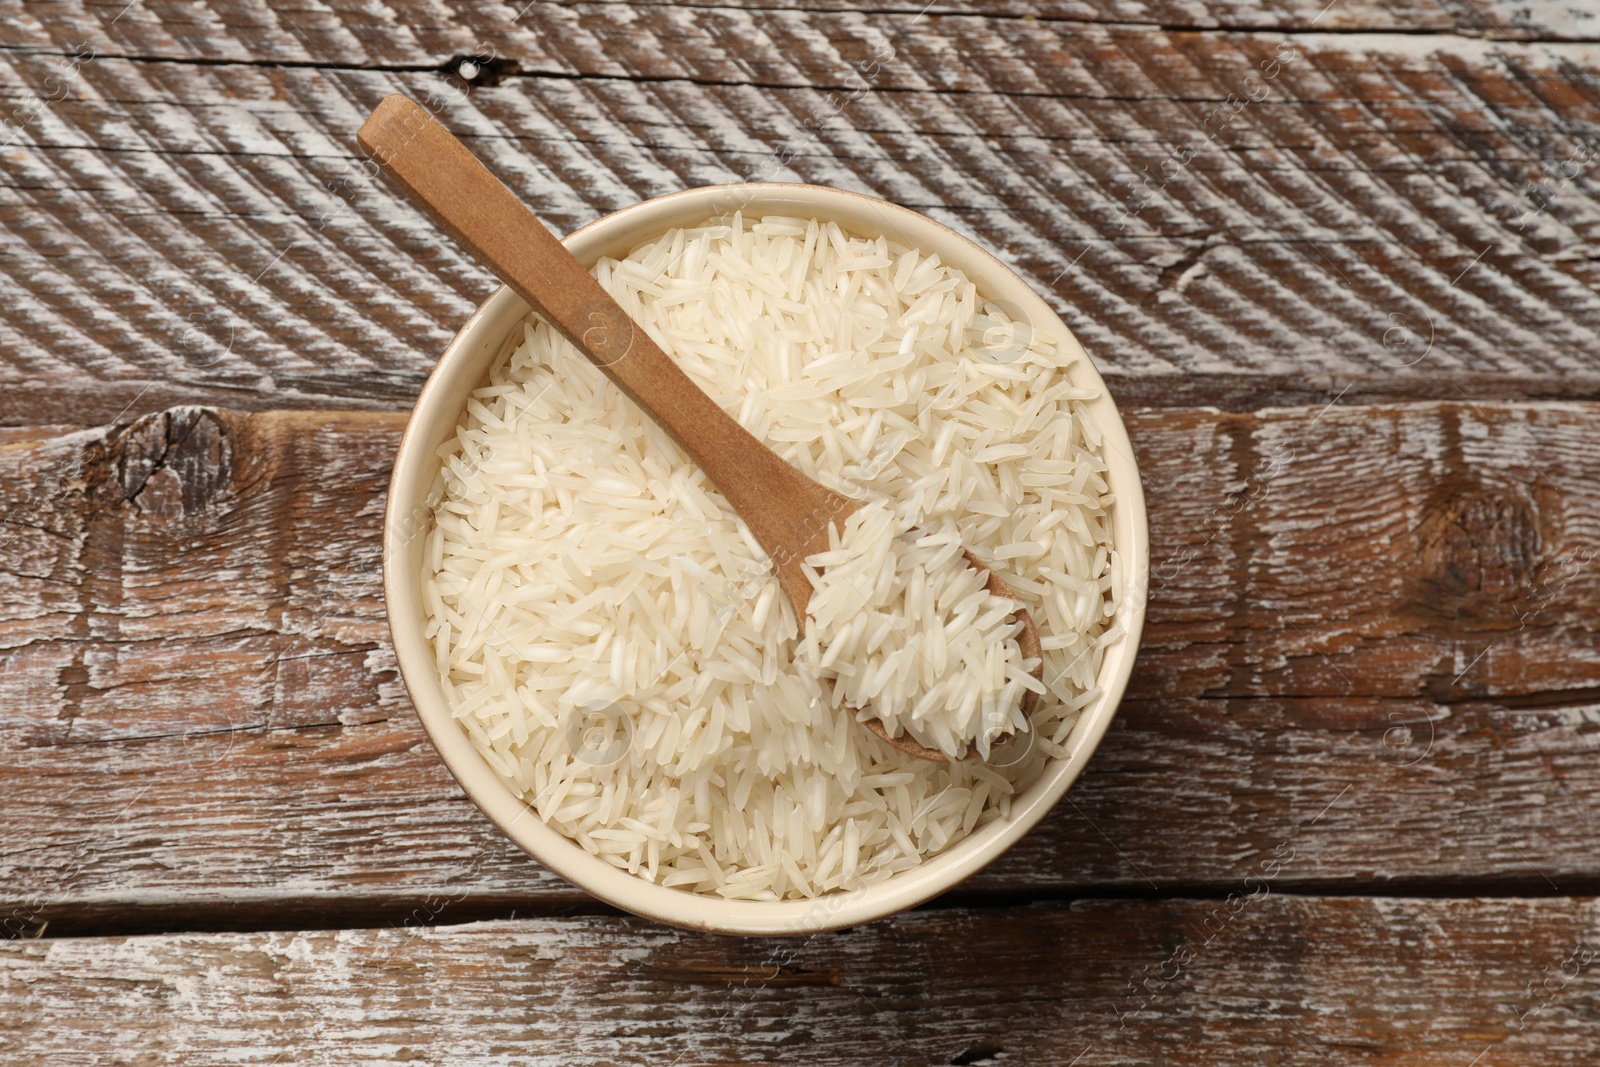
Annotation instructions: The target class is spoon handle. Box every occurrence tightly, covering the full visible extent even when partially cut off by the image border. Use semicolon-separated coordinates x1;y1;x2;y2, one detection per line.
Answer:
357;95;850;583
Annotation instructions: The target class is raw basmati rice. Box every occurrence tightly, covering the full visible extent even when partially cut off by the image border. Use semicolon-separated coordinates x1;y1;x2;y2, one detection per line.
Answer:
423;212;1119;900
801;499;1043;761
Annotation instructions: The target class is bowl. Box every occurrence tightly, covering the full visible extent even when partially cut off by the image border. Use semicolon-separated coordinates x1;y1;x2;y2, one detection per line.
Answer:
383;182;1148;934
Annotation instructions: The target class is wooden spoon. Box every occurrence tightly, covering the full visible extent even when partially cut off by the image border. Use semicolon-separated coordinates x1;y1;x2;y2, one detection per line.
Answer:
358;94;1042;761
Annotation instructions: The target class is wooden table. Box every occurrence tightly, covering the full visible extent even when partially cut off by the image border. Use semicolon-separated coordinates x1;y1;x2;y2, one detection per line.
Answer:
3;1;1599;1062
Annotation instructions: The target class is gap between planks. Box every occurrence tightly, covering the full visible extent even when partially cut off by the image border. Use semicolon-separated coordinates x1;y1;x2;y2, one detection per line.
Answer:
20;873;1600;942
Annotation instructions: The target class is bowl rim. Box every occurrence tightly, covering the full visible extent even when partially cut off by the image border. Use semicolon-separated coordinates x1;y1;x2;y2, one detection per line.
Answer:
383;181;1149;935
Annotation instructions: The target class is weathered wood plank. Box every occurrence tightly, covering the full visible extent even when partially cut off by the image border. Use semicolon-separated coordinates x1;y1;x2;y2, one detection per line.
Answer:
2;401;1598;926
9;0;1600;61
5;899;1600;1064
1;17;1599;422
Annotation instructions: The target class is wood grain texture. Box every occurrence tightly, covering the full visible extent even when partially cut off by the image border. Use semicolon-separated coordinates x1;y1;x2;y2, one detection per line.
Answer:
3;400;1597;929
5;899;1600;1064
2;11;1600;423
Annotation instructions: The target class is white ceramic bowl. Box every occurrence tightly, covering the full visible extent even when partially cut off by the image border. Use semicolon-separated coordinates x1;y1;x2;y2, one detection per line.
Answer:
384;183;1148;935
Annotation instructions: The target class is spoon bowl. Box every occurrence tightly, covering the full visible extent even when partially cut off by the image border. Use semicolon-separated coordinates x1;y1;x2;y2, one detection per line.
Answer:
858;547;1044;762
